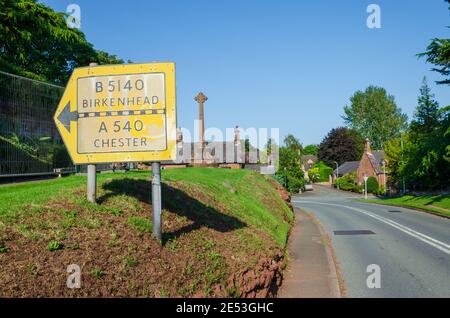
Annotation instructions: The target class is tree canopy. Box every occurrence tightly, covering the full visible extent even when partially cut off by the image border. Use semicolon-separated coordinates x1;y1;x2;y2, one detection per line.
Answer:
417;0;450;85
303;144;318;156
318;127;364;167
276;134;305;193
384;80;450;190
410;77;442;134
342;86;408;150
283;134;302;158
0;0;125;85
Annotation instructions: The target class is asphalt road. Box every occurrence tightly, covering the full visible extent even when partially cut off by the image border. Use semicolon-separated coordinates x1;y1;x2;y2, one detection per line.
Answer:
292;185;450;298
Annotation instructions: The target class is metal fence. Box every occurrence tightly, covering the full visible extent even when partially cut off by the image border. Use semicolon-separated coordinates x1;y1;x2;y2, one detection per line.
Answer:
0;71;72;177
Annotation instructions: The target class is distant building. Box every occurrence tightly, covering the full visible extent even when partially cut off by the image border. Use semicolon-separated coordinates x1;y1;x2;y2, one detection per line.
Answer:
168;93;258;169
301;155;318;180
301;155;317;172
333;139;387;187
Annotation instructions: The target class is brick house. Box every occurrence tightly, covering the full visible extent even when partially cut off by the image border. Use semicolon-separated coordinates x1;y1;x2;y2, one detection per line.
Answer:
301;155;317;179
333;139;387;188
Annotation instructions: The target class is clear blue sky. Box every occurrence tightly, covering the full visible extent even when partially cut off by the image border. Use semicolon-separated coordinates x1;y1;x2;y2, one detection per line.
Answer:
43;0;450;146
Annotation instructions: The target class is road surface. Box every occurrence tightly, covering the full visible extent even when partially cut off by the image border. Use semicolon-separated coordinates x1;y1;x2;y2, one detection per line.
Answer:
292;185;450;297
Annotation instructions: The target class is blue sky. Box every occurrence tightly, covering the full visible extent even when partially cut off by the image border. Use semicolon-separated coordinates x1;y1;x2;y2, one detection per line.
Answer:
43;0;450;146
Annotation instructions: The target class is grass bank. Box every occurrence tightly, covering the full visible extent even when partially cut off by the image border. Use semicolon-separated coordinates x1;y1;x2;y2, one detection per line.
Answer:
0;168;293;297
362;194;450;218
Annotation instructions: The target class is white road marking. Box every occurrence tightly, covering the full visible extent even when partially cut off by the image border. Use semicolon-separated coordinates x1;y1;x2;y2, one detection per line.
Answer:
292;200;450;255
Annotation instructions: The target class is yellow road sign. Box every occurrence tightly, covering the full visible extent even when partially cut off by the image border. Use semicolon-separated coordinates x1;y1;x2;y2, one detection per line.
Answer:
54;62;176;164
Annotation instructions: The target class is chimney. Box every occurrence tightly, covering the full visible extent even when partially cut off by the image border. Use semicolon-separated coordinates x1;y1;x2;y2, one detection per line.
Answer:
365;138;372;154
234;125;240;145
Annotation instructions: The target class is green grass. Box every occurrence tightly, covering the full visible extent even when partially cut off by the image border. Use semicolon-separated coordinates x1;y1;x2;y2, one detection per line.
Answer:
0;168;293;297
362;194;450;218
0;168;293;247
0;171;146;224
47;240;62;251
127;216;152;234
91;267;105;279
0;241;9;253
163;168;294;247
124;256;139;268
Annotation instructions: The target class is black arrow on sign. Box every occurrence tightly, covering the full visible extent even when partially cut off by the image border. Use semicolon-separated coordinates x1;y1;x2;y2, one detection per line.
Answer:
57;102;78;133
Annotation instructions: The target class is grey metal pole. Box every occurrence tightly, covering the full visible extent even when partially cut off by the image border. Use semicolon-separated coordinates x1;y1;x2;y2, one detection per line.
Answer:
86;62;98;203
87;164;96;203
364;179;368;200
334;161;339;190
152;162;162;242
401;133;406;194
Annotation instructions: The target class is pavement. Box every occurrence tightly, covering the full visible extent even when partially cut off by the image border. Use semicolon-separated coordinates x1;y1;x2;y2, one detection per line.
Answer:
278;207;341;298
289;184;450;298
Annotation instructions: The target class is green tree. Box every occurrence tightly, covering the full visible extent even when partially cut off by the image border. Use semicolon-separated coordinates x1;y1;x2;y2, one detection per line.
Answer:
384;136;406;187
417;0;450;170
343;86;408;149
0;0;124;84
303;144;318;156
410;77;441;133
276;135;304;193
283;134;302;158
444;110;450;162
385;83;450;190
318;127;364;166
405;83;449;189
418;0;450;85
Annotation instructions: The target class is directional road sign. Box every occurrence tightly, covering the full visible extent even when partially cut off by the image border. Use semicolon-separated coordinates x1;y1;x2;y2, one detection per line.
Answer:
54;62;176;164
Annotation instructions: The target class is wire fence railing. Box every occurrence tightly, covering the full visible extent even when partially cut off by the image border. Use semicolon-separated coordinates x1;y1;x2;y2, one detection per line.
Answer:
0;71;73;177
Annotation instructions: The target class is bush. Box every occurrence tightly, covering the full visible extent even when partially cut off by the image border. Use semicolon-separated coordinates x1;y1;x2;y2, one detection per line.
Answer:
307;167;320;183
274;171;304;193
334;172;357;190
366;176;378;193
276;159;305;193
334;172;364;193
287;174;304;193
374;185;386;196
309;162;333;182
352;184;364;193
272;174;286;187
318;165;333;182
337;179;354;191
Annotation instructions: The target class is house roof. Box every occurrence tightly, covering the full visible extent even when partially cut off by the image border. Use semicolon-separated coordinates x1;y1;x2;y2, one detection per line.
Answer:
367;150;386;174
334;161;360;176
301;155;317;171
301;155;317;162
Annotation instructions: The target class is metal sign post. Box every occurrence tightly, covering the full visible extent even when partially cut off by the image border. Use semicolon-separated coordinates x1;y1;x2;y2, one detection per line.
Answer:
152;162;162;242
87;163;97;202
53;62;177;242
364;175;369;200
87;63;98;203
53;62;177;164
334;161;339;190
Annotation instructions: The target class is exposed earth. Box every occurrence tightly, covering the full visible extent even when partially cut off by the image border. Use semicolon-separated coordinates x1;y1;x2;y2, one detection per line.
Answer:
0;168;293;297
